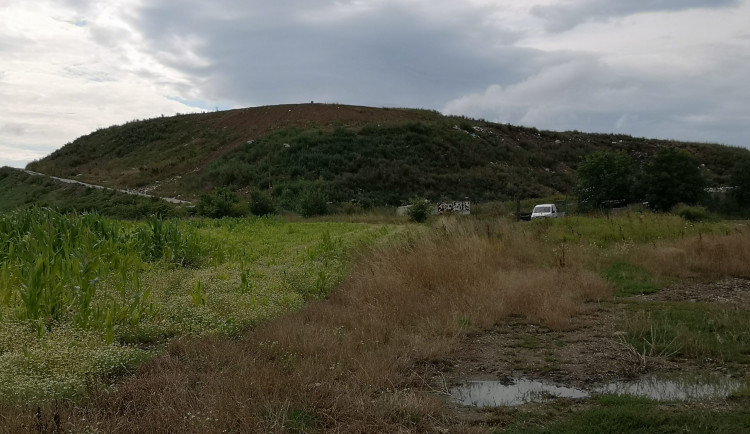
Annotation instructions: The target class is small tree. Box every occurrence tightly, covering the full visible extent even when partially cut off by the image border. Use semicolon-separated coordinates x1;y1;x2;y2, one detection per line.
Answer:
407;198;432;223
575;151;636;211
639;148;705;212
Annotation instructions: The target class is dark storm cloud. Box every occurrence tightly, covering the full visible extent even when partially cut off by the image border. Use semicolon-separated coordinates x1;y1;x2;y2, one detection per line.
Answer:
123;0;543;108
532;0;742;32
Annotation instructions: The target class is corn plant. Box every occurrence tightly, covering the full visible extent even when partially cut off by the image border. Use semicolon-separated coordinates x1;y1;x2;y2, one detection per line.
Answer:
239;268;255;294
133;215;203;267
190;280;206;306
0;208;197;330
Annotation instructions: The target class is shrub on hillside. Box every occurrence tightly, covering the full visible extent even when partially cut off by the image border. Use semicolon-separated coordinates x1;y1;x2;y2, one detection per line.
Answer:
197;187;245;218
249;190;275;216
298;186;328;217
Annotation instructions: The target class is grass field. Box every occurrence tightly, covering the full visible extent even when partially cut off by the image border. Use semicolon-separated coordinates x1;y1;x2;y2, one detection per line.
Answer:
0;208;402;402
1;210;748;432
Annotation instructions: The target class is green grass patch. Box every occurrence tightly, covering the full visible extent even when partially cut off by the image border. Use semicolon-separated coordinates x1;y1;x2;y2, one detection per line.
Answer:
503;395;750;433
621;301;750;363
528;213;731;248
603;262;659;296
285;408;322;434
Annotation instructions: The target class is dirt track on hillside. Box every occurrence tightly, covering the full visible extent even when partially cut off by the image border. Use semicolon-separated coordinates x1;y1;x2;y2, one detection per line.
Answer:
23;170;191;204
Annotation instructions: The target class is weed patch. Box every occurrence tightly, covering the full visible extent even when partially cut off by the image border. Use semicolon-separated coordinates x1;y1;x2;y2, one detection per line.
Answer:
506;396;750;433
622;301;750;364
604;262;659;296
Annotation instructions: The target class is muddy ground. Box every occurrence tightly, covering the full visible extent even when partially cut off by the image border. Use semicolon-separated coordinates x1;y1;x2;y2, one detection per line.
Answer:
428;278;750;424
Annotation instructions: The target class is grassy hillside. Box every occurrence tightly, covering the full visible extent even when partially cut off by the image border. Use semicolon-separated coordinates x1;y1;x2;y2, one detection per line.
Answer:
0;167;183;218
27;103;750;206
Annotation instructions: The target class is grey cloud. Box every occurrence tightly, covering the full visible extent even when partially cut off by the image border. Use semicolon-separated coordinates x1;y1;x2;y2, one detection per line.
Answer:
0;123;26;136
63;65;115;82
533;0;741;32
442;54;750;147
126;0;537;108
0;34;31;53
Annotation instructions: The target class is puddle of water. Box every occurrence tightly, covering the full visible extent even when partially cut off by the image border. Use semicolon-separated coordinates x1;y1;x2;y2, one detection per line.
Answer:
450;374;743;408
595;373;743;402
449;379;589;407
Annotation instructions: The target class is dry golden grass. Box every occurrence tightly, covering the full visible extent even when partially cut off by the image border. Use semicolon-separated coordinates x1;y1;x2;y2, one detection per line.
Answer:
4;217;612;433
636;229;750;278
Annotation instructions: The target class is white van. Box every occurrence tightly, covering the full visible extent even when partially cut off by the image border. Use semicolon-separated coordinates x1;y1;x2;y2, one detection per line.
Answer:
531;204;558;219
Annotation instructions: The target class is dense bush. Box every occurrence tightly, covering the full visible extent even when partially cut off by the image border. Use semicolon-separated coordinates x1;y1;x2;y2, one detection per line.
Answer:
673;204;712;222
298;185;329;217
249;189;275;216
197;187;245;218
407;198;433;223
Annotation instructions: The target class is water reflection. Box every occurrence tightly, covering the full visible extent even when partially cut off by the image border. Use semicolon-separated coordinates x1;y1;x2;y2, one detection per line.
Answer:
450;379;589;407
595;373;743;401
450;374;743;407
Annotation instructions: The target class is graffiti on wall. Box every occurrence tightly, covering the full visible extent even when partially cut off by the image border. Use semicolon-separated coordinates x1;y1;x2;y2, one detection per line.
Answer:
436;201;470;215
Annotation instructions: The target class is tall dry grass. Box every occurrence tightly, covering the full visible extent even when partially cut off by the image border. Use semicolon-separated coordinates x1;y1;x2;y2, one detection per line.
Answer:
636;228;750;278
4;217;610;433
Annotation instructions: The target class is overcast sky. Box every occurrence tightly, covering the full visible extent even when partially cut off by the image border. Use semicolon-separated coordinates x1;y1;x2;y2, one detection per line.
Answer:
2;0;749;168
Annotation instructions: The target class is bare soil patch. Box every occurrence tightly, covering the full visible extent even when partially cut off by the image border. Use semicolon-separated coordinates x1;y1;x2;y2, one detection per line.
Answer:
641;277;750;310
429;278;750;421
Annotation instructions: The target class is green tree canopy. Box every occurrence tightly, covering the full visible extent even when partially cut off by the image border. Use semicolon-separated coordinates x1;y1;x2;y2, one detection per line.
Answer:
575;151;636;211
639;148;705;212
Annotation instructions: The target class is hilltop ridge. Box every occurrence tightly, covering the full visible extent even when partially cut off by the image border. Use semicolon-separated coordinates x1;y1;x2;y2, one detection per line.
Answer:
26;103;750;207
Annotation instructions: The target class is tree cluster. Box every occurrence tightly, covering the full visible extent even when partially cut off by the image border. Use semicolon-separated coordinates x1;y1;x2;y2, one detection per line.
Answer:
575;148;712;212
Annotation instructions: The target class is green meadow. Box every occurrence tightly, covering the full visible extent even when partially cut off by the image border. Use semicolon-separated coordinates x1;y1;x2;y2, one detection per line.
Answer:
0;207;400;402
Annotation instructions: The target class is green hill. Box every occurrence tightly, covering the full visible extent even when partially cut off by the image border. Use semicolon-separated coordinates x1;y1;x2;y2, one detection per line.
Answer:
26;103;750;208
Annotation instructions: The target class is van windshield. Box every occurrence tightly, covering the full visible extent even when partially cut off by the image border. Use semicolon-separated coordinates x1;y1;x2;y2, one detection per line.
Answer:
534;206;551;213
